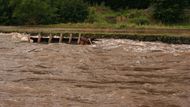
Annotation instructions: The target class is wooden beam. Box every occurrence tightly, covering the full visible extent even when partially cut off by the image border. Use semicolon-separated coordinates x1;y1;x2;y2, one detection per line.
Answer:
88;38;93;45
28;35;31;43
37;33;42;43
48;33;53;43
59;33;63;43
77;33;81;44
68;33;73;44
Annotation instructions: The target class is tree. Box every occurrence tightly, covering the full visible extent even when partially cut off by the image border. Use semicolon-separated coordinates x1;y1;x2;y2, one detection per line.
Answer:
84;0;103;5
84;0;152;10
13;0;55;25
105;0;152;10
0;0;12;24
56;0;89;23
153;0;188;24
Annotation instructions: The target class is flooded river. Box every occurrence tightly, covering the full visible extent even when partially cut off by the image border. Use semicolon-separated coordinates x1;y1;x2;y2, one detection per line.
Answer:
0;33;190;107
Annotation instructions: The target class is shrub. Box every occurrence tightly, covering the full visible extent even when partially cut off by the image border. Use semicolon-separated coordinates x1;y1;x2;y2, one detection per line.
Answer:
127;9;145;18
118;24;128;29
130;16;150;25
0;0;13;25
13;0;54;25
56;0;89;23
104;0;152;10
153;0;188;24
85;7;98;23
127;9;150;25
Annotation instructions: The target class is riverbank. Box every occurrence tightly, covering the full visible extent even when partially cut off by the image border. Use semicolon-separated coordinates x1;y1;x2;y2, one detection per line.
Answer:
0;26;190;44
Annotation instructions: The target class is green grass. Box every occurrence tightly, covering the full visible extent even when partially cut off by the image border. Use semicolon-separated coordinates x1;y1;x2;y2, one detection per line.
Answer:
44;23;190;30
43;6;190;30
0;6;189;38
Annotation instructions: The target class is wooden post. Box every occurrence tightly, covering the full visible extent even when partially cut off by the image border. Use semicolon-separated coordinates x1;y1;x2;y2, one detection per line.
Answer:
88;38;93;45
37;33;42;43
48;33;53;43
68;33;73;44
28;35;31;43
77;33;81;44
59;33;63;43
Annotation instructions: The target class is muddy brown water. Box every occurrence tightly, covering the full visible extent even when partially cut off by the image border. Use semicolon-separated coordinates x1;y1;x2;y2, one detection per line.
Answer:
0;34;190;107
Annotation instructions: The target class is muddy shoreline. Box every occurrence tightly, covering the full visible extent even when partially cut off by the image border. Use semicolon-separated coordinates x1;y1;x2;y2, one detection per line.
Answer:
0;26;190;44
0;33;190;107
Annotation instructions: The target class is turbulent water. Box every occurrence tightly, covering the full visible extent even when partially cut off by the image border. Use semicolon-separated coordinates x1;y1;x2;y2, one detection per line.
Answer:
0;33;190;107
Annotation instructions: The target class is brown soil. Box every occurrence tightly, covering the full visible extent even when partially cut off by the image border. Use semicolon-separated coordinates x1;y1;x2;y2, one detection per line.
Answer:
0;34;190;107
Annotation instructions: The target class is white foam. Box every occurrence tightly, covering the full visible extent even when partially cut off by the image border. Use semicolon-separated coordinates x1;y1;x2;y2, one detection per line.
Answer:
0;32;33;43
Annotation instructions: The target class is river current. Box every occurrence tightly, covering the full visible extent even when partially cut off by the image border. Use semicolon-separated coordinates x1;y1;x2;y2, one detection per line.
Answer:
0;33;190;107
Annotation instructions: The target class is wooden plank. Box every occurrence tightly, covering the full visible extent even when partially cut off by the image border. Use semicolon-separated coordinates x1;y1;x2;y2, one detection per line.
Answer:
88;38;93;45
77;33;81;44
48;33;53;43
37;33;42;43
28;35;31;43
59;33;63;43
68;33;73;44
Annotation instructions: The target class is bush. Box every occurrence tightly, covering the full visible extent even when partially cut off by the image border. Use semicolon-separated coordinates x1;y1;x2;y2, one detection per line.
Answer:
13;0;54;25
105;0;152;10
127;9;150;25
127;9;145;18
118;24;128;29
56;0;89;23
85;7;98;23
0;0;13;25
130;16;150;25
153;0;188;24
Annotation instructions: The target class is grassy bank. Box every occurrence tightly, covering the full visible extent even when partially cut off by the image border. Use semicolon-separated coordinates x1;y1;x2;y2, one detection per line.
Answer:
0;26;190;36
54;6;189;29
45;23;190;29
0;6;190;44
0;26;190;44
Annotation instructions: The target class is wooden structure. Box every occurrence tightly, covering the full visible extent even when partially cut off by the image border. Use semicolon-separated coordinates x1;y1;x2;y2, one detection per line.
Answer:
28;33;94;45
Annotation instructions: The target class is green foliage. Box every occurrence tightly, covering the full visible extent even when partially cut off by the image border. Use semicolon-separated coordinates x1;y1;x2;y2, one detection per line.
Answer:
0;0;8;24
0;0;13;24
0;0;189;26
13;0;55;25
85;0;152;10
153;0;188;24
127;9;145;18
105;0;152;10
85;7;98;23
127;9;150;25
56;0;89;23
0;0;89;25
130;16;149;25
